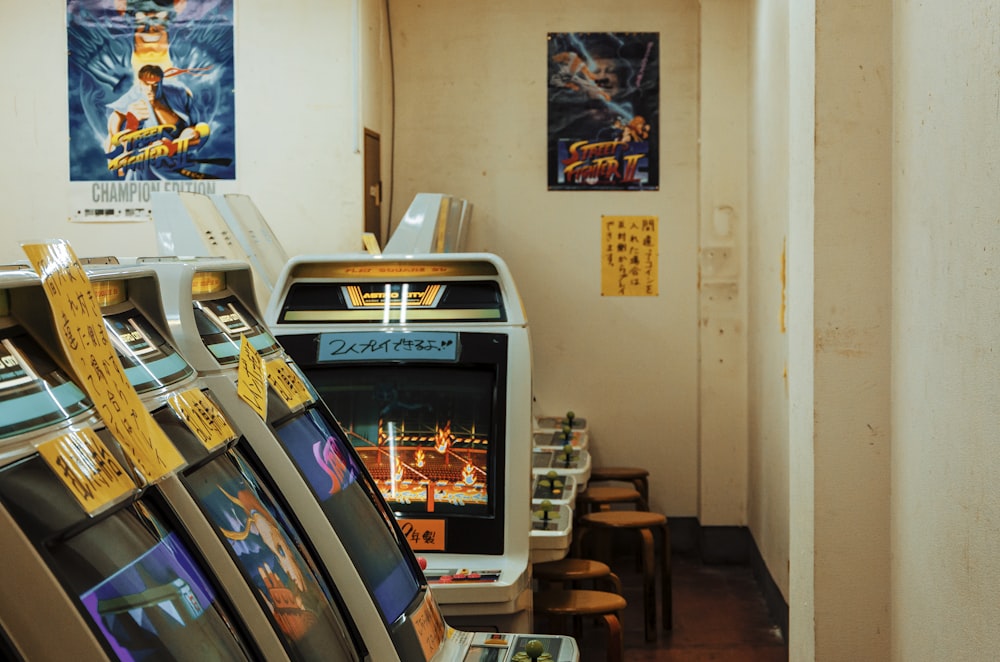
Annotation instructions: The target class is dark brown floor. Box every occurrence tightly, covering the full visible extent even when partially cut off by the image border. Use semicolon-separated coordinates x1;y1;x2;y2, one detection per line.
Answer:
536;552;788;662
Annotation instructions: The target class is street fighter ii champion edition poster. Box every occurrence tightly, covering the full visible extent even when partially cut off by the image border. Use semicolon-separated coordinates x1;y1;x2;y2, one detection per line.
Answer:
547;32;659;191
68;0;235;183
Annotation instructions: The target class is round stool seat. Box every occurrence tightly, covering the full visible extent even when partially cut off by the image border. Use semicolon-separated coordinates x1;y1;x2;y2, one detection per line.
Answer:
588;467;650;509
533;589;626;662
589;466;649;482
578;486;642;506
533;558;623;595
580;510;666;529
534;588;627;616
534;558;614;582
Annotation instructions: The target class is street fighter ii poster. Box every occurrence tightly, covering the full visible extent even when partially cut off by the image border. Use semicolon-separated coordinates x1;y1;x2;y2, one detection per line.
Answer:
67;0;235;220
547;32;659;191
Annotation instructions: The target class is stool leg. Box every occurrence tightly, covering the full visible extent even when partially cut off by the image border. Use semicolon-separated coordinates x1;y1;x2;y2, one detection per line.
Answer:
573;526;590;558
640;528;656;641
601;612;623;662
661;522;672;630
604;570;623;595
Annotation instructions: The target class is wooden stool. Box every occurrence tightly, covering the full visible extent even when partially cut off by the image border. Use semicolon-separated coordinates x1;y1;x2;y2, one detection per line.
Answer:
575;510;671;641
576;485;644;514
533;589;626;662
588;467;650;510
533;557;622;594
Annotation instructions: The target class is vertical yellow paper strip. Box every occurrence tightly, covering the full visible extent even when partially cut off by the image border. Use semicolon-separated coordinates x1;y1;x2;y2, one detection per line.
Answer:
600;215;659;296
237;334;268;420
22;240;184;482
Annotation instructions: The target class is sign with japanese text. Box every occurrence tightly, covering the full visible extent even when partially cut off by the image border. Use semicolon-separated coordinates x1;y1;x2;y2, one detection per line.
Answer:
265;358;314;409
318;331;459;362
22;240;185;482
601;215;659;296
237;333;267;420
167;388;236;451
37;426;136;515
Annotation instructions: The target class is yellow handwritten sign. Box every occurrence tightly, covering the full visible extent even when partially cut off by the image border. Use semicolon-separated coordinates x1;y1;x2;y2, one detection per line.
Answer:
410;591;446;660
37;427;136;515
167;388;237;451
237;334;267;420
601;215;659;296
397;518;446;551
265;358;313;409
22;241;184;483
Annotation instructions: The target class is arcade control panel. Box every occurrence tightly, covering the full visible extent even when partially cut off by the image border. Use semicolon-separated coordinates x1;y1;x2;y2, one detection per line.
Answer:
425;569;503;585
450;631;570;662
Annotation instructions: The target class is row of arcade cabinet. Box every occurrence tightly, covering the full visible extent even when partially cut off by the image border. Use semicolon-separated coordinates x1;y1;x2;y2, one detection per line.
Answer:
0;248;578;662
149;190;595;637
149;191;593;630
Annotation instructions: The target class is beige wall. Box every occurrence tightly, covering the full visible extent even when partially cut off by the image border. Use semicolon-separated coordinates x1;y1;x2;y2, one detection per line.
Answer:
892;1;1000;659
0;0;387;263
388;0;703;516
752;0;894;657
699;0;749;528
748;0;793;610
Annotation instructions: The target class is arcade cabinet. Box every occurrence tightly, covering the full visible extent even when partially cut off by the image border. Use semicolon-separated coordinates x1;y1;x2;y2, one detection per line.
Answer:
382;193;473;255
151;191;281;313
262;252;566;632
0;267;305;660
131;257;579;661
75;262;367;659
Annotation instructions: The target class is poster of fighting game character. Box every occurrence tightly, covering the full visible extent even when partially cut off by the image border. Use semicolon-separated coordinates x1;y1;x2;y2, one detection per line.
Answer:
547;32;659;191
67;0;235;219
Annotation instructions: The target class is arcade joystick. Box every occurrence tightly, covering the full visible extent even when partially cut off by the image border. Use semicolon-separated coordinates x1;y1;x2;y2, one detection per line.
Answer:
533;499;561;531
561;424;572;442
524;639;545;661
544;470;564;497
562;444;573;468
417;556;428;570
510;638;552;662
566;410;575;426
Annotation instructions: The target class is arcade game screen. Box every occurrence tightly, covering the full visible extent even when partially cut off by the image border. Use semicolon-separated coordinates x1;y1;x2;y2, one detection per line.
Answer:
0;326;92;439
292;330;509;557
76;525;242;662
191;295;281;364
103;308;194;393
0;453;252;661
308;365;495;519
272;406;423;626
187;448;359;660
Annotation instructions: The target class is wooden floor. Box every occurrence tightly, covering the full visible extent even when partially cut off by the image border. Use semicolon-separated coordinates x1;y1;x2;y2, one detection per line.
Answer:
537;551;788;662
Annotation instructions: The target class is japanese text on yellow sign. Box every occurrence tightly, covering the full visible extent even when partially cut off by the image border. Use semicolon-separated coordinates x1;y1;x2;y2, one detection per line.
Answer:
22;240;184;483
37;426;136;515
411;592;447;660
237;334;267;420
266;358;313;410
167;388;237;451
601;215;659;296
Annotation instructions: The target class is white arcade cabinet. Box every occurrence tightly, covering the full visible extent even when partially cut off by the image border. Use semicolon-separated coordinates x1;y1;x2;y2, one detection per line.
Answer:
263;253;553;632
